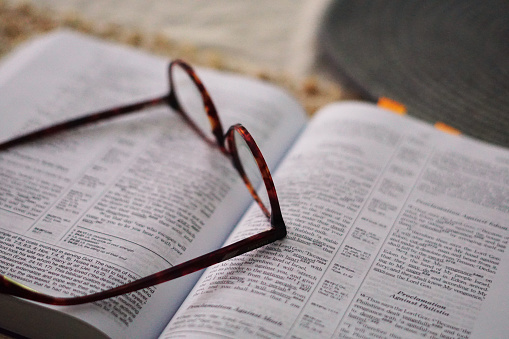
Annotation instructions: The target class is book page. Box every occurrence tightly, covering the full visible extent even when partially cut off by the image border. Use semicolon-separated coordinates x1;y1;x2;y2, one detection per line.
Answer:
162;102;509;338
469;255;509;339
0;30;306;338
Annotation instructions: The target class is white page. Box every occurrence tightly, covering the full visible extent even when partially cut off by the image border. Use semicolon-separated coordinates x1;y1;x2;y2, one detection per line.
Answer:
470;253;509;339
162;102;509;338
0;30;306;338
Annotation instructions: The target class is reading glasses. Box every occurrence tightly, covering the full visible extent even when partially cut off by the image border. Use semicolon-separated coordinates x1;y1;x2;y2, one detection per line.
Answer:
0;60;286;305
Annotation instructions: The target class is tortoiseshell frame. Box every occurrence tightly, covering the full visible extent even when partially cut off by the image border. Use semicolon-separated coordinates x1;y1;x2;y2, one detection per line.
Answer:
0;60;286;305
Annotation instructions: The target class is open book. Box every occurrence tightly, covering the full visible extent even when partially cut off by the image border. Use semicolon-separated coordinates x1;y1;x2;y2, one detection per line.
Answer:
0;30;508;339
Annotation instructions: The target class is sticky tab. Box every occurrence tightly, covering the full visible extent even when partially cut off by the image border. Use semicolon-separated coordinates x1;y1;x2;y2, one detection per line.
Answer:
434;122;461;135
377;97;407;115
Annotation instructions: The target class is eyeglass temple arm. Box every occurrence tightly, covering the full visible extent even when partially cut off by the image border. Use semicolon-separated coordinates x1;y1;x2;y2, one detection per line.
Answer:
0;94;174;151
0;224;285;306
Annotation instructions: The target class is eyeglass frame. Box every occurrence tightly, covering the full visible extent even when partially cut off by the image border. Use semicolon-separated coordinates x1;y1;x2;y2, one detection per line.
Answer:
0;59;286;305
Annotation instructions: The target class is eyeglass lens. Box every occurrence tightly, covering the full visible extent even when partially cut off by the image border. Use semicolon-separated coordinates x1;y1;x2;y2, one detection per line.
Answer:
232;129;271;216
172;64;216;141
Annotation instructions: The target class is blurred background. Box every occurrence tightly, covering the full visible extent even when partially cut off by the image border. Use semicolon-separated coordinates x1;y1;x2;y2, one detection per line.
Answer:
0;0;341;114
1;0;508;146
1;0;330;76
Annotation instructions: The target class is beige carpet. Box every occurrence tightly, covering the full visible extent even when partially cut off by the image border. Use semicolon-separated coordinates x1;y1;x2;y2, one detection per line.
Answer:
1;0;352;116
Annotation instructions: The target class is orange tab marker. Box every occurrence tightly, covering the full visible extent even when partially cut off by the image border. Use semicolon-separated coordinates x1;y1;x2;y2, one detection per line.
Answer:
434;122;461;135
377;97;407;115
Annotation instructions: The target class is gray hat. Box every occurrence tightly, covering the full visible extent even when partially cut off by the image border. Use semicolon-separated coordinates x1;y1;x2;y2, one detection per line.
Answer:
318;0;509;147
